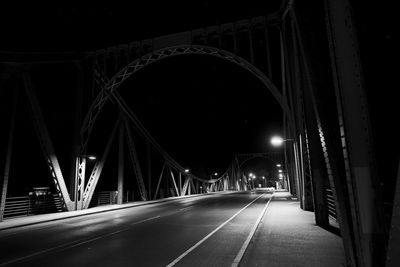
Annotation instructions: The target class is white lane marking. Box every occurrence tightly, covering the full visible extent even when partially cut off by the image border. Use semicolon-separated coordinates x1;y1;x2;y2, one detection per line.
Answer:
166;193;266;267
231;195;273;267
0;215;161;266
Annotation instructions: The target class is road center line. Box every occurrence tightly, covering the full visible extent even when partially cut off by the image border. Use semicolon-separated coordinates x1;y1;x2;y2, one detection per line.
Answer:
166;193;266;267
231;194;273;267
0;215;161;266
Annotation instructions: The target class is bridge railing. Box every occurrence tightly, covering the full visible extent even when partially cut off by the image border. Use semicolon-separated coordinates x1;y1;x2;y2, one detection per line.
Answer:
326;188;337;221
2;194;63;220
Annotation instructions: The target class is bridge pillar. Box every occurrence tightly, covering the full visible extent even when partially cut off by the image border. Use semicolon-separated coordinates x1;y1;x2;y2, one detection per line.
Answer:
325;0;386;265
117;120;124;205
303;76;329;227
0;82;18;221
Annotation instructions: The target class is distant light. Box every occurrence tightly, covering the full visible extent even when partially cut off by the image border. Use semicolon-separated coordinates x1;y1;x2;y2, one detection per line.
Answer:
214;172;218;176
88;156;97;160
271;136;284;146
276;164;282;167
278;170;282;173
279;173;283;178
184;169;190;173
249;173;254;178
262;176;265;179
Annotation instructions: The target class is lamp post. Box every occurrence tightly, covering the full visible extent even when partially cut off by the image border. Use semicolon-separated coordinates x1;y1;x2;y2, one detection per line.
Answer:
270;135;300;198
75;154;96;210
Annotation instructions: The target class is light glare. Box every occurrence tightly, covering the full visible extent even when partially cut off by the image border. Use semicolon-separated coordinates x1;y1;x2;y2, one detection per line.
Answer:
271;136;284;146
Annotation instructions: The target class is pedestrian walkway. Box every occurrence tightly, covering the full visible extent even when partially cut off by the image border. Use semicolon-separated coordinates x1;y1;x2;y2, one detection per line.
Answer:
241;191;346;266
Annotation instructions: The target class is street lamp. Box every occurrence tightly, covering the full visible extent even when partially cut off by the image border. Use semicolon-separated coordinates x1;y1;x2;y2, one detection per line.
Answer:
270;136;294;147
184;169;190;173
270;135;299;197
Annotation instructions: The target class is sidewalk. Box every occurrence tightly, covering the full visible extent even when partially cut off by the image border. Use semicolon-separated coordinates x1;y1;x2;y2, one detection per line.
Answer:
241;191;346;267
0;191;233;231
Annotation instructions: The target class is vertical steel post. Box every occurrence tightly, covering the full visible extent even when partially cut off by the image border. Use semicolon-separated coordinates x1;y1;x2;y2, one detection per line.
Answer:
292;9;357;266
117;122;124;204
325;0;386;265
0;85;18;221
179;172;182;195
146;142;152;200
303;78;329;227
70;63;84;200
75;157;86;210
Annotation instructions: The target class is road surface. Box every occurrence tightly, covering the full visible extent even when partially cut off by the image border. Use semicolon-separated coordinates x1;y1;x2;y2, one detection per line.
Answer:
0;190;272;266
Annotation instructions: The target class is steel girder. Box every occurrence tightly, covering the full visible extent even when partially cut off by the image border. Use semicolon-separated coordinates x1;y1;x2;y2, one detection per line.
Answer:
324;0;386;265
125;120;148;201
22;70;74;211
0;82;18;221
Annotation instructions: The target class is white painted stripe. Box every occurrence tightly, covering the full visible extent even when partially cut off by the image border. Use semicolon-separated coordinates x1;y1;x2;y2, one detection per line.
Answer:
231;195;273;267
166;193;266;267
0;215;161;266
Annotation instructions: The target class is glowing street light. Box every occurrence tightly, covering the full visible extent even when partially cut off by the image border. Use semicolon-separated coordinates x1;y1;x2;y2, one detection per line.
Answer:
276;164;282;167
278;169;282;173
184;169;190;173
270;136;294;147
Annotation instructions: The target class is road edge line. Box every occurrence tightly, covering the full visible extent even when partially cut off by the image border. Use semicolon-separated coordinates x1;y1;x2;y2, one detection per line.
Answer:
231;193;274;267
166;193;266;267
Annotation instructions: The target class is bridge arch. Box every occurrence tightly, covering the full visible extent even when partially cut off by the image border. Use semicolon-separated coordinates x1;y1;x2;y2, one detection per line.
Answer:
81;45;292;152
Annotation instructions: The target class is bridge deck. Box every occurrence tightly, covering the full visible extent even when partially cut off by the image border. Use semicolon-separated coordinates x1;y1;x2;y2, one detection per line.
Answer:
0;190;344;266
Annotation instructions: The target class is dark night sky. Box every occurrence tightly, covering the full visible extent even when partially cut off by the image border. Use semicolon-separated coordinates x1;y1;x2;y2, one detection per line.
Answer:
0;1;397;194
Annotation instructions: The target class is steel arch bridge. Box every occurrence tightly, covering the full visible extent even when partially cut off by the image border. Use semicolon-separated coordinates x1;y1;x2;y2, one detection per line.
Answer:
0;1;397;267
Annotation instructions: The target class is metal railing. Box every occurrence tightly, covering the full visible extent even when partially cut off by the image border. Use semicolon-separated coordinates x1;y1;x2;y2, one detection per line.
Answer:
326;188;337;221
2;194;63;220
88;191;135;207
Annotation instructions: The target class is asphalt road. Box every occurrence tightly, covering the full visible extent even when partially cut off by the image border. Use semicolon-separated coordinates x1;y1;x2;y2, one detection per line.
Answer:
0;190;272;267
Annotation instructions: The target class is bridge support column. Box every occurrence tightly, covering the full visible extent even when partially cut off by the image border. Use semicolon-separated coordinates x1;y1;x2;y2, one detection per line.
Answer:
325;0;386;265
117;121;124;204
75;157;86;210
146;142;152;200
0;84;18;222
303;80;329;227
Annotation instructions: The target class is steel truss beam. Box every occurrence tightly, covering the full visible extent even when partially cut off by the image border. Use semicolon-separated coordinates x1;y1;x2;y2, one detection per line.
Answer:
21;70;74;211
82;119;120;209
0;83;18;221
324;0;386;265
125;120;148;201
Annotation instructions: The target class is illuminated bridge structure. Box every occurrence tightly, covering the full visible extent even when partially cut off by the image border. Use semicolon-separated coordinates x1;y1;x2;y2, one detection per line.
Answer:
0;1;398;266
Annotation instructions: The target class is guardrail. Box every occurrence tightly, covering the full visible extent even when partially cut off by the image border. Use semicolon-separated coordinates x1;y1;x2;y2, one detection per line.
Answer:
2;194;63;220
326;188;337;221
89;191;135;207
